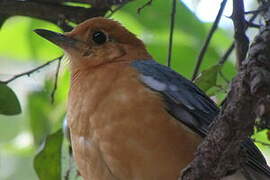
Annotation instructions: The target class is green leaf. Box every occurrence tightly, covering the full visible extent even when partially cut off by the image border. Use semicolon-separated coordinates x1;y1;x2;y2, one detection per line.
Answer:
0;83;21;115
34;129;63;180
252;130;270;159
0;14;9;29
194;64;222;92
28;90;51;145
0;16;62;61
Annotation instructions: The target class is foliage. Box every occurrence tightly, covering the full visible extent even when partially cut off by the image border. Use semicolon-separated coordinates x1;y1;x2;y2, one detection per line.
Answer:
0;83;21;115
194;64;221;92
34;129;63;180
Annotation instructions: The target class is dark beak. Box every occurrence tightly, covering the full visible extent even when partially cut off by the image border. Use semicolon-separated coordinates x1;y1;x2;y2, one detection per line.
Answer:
34;29;79;49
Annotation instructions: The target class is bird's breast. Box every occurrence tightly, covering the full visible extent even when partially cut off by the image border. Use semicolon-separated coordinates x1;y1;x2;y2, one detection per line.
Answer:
67;63;201;180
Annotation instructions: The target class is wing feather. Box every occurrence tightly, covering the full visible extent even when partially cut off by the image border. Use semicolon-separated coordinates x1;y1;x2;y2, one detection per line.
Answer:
131;60;270;177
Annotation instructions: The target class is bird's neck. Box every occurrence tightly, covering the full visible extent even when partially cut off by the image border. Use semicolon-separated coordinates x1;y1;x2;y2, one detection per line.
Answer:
68;43;152;73
67;62;129;134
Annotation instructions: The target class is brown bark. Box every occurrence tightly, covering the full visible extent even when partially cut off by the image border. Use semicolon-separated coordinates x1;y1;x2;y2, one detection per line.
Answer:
181;2;270;179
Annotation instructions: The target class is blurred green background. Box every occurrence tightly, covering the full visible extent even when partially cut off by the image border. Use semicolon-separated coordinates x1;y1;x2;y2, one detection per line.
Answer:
0;0;269;179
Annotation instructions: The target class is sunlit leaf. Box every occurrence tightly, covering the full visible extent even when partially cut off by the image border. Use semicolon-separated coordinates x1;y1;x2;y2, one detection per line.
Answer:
194;64;221;91
0;83;21;115
28;90;51;145
34;129;63;180
27;18;63;61
0;16;62;61
252;130;270;160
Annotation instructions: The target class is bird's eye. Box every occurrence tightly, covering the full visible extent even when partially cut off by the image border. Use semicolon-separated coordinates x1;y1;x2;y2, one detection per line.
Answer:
92;31;107;45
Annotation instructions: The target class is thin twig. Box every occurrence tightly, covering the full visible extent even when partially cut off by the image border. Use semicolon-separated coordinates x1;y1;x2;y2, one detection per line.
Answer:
245;6;268;14
218;8;260;66
247;22;261;28
232;0;249;69
0;56;63;84
219;43;235;65
219;70;230;84
106;3;127;18
167;0;177;68
191;0;228;80
51;58;62;104
137;0;153;14
245;10;261;14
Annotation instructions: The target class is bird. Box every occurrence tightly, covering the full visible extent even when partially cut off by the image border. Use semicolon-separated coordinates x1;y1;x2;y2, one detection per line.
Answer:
35;17;270;180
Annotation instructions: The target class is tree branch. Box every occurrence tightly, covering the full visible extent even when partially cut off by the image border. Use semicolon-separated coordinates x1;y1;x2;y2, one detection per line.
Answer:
0;56;63;84
181;2;270;180
0;0;108;31
51;58;62;104
218;10;259;65
191;0;228;81
231;0;249;69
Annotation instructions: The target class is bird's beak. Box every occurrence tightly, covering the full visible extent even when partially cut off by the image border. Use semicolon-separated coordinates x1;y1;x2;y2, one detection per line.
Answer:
34;29;82;50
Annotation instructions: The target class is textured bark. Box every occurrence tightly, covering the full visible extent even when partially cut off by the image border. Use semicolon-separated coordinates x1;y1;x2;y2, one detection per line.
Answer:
181;9;270;180
0;0;132;31
231;0;249;69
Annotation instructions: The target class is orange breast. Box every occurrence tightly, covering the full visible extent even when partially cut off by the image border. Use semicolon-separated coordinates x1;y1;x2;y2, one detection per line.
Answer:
67;62;202;180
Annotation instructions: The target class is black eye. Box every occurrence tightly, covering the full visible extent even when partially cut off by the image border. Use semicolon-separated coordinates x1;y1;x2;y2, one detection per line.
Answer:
92;31;107;45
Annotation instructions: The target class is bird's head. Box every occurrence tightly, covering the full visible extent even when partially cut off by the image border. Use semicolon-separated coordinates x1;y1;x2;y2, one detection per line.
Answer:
35;17;151;70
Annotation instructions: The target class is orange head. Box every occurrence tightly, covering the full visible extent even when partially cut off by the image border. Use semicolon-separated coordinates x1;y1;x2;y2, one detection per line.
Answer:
35;17;152;70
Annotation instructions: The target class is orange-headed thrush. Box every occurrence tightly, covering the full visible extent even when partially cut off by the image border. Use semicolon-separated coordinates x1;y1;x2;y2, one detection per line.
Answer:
35;17;270;180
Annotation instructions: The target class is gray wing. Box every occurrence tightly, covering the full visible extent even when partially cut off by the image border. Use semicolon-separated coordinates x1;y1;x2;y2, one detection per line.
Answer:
131;59;270;177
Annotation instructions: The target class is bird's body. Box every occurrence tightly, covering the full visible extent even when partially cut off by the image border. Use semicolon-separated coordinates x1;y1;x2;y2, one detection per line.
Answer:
35;17;270;180
68;61;201;179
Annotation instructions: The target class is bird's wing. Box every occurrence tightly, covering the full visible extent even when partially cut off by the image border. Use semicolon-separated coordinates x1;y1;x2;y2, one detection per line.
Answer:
131;60;219;135
131;59;270;177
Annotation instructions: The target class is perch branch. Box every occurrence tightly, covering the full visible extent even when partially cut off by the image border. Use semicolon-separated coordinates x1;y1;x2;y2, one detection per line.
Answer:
231;0;249;69
181;2;270;180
